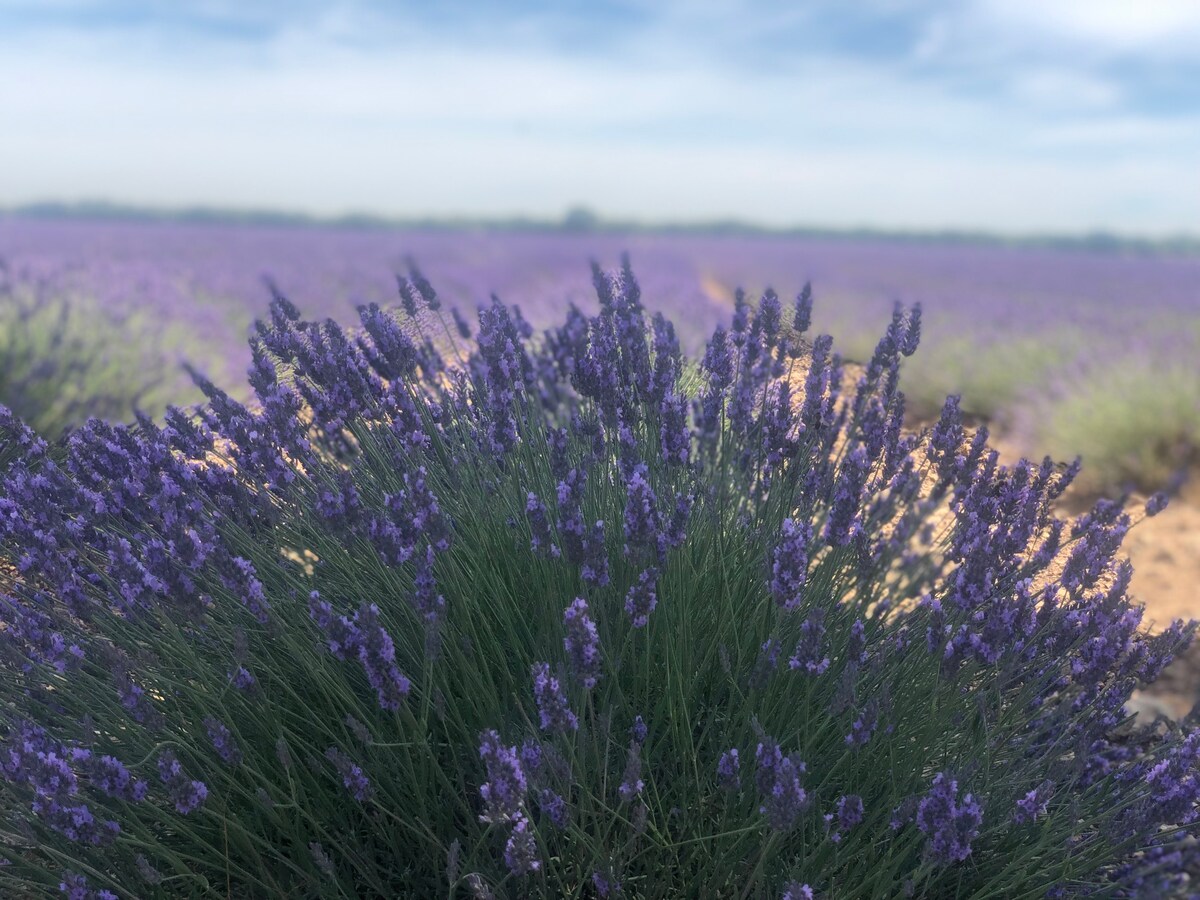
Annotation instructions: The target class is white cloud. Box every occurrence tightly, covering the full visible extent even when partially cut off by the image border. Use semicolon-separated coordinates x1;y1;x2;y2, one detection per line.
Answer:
976;0;1200;52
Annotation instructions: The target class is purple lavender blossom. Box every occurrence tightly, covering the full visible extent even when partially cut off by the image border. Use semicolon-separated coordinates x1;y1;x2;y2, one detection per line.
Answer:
624;567;659;629
74;752;147;803
592;870;622;897
156;750;208;815
659;390;691;466
478;730;527;824
562;597;601;689
325;747;373;802
717;749;741;792
623;463;662;562
1013;782;1053;825
789;610;830;676
1145;492;1169;517
204;717;243;767
770;518;812;611
619;743;644;804
915;773;982;865
537;789;570;829
503;812;541;876
836;794;864;836
755;740;807;831
630;716;648;745
229;666;256;691
781;882;814;900
845;699;879;748
59;871;118;900
532;663;578;734
526;492;560;558
308;597;411;711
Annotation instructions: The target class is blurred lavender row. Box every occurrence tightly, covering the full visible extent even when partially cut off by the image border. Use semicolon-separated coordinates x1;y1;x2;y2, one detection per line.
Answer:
2;217;1197;490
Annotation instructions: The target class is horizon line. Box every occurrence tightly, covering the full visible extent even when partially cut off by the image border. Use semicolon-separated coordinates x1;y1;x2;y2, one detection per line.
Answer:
3;200;1199;256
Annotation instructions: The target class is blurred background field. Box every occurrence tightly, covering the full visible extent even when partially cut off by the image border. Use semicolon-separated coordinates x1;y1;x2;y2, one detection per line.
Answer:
3;214;1196;497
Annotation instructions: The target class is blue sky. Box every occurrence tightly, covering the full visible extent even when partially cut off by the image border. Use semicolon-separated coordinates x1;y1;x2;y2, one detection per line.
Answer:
1;1;1198;234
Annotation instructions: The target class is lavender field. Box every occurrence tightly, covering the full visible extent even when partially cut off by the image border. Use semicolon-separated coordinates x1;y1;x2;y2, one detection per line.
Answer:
2;217;1198;492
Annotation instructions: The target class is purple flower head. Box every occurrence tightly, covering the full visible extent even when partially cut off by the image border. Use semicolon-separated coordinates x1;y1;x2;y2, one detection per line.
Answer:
451;305;472;339
562;597;601;689
899;303;921;356
792;282;813;335
771;518;812;611
537;788;570;829
478;730;527;824
915;773;982;865
1143;731;1200;828
59;871;118;900
630;715;648;745
789;610;830;676
825;444;869;547
503;812;541;876
156;750;208;815
406;261;440;311
135;855;163;885
837;794;864;831
409;543;447;640
755;739;807;831
659;390;691;466
77;752;147;803
1145;492;1169;517
782;883;814;900
717;749;741;791
325;746;372;802
619;743;644;804
623;463;663;562
532;662;578;734
1013;781;1053;825
309;598;411;711
229;666;256;691
526;492;560;559
845;699;879;748
592;870;622;898
624;567;659;629
204;716;243;766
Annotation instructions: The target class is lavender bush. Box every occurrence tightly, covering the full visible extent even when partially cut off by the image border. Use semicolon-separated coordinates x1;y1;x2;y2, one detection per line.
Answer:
0;259;200;438
0;260;1197;897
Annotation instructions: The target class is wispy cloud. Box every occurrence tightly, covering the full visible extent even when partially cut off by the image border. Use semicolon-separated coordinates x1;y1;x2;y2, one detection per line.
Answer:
0;1;1196;234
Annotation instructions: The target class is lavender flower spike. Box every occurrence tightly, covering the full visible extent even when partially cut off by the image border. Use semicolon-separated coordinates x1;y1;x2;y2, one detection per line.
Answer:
563;597;602;689
532;662;578;734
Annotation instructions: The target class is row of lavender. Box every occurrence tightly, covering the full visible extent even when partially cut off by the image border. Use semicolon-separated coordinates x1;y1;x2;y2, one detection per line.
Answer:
2;217;1198;489
1;258;1197;896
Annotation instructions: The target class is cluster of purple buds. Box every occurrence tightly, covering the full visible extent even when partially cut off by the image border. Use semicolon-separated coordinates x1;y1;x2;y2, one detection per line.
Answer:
562;598;601;689
308;594;411;711
624;567;659;629
754;739;808;831
325;747;373;802
532;662;578;734
824;794;864;843
913;773;983;864
770;518;812;611
156;750;208;815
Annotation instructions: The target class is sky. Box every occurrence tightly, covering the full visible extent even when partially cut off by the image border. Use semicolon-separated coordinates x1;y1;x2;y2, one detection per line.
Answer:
1;0;1198;236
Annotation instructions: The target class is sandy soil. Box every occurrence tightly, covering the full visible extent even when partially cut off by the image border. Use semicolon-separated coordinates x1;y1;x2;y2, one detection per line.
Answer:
1125;477;1200;631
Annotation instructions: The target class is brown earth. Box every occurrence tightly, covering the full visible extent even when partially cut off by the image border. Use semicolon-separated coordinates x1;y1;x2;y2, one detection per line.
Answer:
1122;478;1200;719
